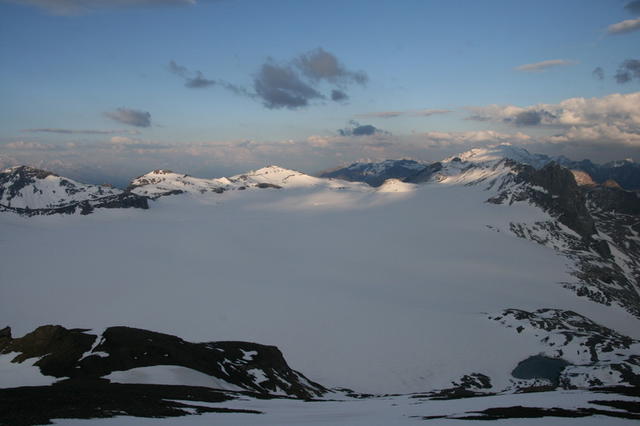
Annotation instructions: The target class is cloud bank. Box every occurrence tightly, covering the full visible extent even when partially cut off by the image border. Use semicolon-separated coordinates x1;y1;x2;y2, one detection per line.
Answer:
467;92;640;146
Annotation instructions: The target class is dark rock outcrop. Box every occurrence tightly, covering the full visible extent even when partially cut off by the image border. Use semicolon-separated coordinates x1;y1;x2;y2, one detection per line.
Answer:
489;161;640;316
586;185;640;216
556;157;640;191
255;183;282;189
514;163;602;250
0;325;326;399
0;325;95;377
403;162;443;184
0;381;257;426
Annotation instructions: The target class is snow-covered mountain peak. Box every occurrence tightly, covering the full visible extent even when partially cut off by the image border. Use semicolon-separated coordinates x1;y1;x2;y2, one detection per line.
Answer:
445;144;551;168
0;165;147;214
129;170;230;197
414;144;555;187
250;165;295;174
130;165;331;198
229;165;323;188
2;164;57;180
376;179;415;193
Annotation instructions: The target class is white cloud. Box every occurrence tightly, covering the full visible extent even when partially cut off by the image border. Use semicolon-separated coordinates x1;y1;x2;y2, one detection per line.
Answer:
416;130;531;147
515;59;576;72
467;92;640;146
547;124;640;146
607;18;640;35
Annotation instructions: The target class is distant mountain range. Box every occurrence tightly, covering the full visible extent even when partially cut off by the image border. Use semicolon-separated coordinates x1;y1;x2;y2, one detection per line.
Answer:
321;148;640;190
2;146;638;217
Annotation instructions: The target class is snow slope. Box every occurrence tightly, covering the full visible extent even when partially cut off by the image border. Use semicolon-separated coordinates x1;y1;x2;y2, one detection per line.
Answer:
1;145;639;395
0;352;58;387
0;166;122;209
105;365;244;391
51;390;640;425
447;144;552;168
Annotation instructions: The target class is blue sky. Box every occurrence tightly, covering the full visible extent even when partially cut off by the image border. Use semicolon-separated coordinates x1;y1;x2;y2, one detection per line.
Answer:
1;0;639;183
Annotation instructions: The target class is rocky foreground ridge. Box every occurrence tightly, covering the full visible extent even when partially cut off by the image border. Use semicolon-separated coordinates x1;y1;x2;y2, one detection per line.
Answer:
0;325;325;399
1;322;639;424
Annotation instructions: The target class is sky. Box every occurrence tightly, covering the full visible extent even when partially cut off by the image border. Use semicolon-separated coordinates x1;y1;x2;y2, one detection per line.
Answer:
1;0;639;185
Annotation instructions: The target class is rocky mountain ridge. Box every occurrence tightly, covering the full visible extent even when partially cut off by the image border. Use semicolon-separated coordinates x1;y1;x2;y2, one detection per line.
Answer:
0;165;148;216
408;146;640;318
0;324;325;399
320;159;426;187
128;165;336;198
325;146;640;190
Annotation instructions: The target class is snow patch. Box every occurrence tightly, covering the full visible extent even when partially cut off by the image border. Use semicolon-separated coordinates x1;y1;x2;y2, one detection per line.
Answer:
104;365;243;391
0;353;59;388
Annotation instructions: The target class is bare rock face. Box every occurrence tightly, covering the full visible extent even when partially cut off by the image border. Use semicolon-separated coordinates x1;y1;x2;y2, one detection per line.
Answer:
485;160;640;317
557;157;640;190
570;170;597;187
513;163;599;245
403;162;444;184
0;325;326;399
321;159;428;187
0;325;95;377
